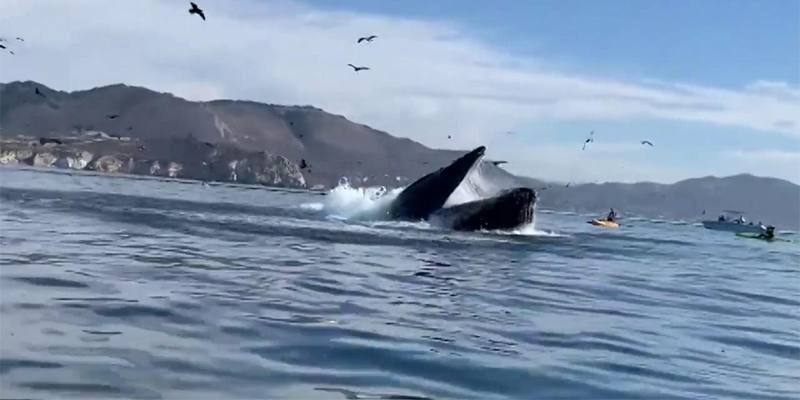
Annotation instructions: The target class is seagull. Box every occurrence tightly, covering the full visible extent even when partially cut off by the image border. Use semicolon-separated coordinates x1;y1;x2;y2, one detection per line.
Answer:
189;2;205;20
491;161;508;166
641;140;654;147
357;35;378;43
347;63;370;72
107;114;120;119
582;131;594;150
35;87;45;97
39;137;62;145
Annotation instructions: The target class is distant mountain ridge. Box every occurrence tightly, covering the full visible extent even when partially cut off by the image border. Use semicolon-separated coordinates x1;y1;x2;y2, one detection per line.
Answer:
528;174;800;229
1;81;798;229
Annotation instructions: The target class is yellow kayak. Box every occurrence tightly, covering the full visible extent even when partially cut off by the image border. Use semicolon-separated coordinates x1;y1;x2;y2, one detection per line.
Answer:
588;219;619;229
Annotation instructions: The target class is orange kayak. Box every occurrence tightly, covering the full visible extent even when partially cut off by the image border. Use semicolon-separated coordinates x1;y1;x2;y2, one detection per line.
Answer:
588;219;619;229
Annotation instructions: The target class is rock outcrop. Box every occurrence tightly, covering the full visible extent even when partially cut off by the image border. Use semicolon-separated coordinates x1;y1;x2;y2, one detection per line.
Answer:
0;149;34;165
228;153;306;187
93;155;124;173
32;152;58;167
0;133;308;189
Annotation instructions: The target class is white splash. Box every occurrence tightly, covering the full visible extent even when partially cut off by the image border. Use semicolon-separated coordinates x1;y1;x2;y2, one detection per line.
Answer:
316;177;403;220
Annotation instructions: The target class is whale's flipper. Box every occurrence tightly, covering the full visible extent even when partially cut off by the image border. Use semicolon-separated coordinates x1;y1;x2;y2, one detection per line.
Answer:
387;146;485;221
431;187;536;231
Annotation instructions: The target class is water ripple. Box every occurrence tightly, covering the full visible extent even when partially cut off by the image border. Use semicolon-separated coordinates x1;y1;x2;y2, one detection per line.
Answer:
1;168;798;399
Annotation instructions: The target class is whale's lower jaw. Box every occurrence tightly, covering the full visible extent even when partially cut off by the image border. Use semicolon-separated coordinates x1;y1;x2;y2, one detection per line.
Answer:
432;187;536;231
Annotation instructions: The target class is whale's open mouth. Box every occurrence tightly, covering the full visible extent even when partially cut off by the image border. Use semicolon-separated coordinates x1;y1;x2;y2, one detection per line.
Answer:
386;146;536;231
387;146;486;221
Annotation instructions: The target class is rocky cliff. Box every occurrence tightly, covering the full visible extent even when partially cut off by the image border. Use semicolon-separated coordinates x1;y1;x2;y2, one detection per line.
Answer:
0;133;306;188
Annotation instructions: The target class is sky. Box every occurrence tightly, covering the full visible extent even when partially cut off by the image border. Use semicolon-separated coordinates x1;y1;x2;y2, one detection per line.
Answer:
0;0;798;184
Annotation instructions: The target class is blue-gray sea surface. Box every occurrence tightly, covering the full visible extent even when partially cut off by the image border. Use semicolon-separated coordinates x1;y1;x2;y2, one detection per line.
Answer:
0;167;798;399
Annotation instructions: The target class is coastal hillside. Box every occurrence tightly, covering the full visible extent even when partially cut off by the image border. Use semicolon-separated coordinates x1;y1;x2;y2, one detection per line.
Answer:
0;80;512;189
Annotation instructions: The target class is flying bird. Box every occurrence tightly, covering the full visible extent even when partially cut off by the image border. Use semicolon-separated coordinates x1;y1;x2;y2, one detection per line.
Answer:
0;44;6;49
39;137;62;145
137;145;146;151
491;161;508;166
203;141;215;148
107;114;120;119
641;140;654;147
565;182;571;188
8;51;14;55
35;87;45;97
582;131;594;150
189;2;205;20
347;64;370;72
15;37;23;42
447;135;452;139
357;35;378;43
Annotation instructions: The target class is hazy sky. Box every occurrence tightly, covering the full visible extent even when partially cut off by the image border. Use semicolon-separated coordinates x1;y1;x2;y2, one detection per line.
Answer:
1;0;798;183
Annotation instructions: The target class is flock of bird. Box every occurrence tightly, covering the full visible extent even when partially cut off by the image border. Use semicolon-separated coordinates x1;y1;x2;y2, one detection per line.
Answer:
187;2;375;74
9;2;657;182
582;130;655;151
0;36;24;55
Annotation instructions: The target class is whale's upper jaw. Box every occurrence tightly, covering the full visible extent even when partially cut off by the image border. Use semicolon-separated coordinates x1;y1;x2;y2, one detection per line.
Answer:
387;146;486;221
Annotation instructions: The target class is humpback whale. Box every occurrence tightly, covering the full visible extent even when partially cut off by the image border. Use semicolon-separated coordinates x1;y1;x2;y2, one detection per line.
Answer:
387;146;486;221
386;146;536;231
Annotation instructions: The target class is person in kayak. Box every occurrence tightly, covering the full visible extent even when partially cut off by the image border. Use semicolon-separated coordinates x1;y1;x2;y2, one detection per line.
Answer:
606;208;617;222
758;226;776;240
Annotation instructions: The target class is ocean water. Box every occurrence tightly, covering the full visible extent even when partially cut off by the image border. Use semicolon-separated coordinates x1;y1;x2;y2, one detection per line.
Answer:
0;167;798;400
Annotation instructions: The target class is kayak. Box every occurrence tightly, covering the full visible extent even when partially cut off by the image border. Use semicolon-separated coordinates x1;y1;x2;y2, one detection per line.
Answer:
588;219;619;229
735;232;791;242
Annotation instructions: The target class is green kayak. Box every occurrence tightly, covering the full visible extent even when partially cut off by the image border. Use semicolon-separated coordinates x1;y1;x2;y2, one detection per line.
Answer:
736;232;791;242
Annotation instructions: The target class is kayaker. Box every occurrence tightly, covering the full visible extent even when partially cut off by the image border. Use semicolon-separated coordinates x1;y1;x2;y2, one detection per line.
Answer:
606;208;617;222
758;226;776;240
